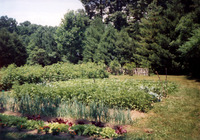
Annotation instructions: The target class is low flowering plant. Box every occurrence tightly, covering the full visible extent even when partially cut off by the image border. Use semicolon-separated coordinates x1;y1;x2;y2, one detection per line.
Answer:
17;124;24;131
43;126;50;134
52;127;60;135
69;130;76;138
68;122;73;127
37;127;43;134
0;123;6;128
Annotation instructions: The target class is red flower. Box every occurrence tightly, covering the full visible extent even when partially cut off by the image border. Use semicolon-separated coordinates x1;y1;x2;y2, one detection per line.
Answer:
68;122;73;127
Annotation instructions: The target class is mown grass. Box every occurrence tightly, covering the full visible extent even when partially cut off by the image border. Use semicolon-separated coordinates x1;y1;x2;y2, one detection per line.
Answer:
113;75;200;140
110;75;200;89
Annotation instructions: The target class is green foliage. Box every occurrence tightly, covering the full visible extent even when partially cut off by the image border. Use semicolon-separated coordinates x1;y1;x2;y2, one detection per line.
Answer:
0;113;118;138
179;28;200;78
123;62;136;70
55;10;89;63
106;11;128;30
0;28;27;68
48;123;69;133
71;125;86;136
133;1;173;73
96;24;118;64
100;127;118;138
71;124;118;138
82;124;101;136
83;21;133;65
83;17;105;62
10;79;177;112
109;60;122;75
0;62;108;90
115;29;134;64
0;114;44;130
0;16;17;33
26;26;59;66
1;0;200;76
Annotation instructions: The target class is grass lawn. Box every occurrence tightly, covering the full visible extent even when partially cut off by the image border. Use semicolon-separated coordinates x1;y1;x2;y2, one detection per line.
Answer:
111;75;200;140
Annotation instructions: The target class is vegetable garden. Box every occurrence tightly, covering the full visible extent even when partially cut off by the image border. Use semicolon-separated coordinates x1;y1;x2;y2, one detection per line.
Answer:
0;63;178;139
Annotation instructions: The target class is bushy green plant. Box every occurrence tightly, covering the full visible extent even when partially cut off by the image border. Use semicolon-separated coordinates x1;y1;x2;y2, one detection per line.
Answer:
11;79;177;112
0;114;44;130
71;124;86;136
0;62;109;90
82;124;101;136
100;127;118;138
0;90;8;109
123;62;136;75
51;127;61;135
109;60;122;75
48;123;69;133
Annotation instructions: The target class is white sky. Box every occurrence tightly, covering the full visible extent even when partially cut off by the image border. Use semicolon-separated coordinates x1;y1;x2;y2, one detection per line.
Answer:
0;0;84;26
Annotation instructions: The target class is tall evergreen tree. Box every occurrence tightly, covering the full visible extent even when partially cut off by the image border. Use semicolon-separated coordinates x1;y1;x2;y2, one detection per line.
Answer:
95;24;118;64
134;0;174;72
83;18;105;62
115;29;133;64
179;28;200;78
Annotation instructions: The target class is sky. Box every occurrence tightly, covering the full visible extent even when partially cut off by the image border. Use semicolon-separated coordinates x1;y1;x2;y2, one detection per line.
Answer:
0;0;84;26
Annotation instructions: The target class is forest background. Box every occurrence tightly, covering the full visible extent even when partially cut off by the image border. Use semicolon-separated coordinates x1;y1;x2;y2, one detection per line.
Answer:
0;0;200;78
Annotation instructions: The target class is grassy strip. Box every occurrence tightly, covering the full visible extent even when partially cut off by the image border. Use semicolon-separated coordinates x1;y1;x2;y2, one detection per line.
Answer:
145;87;200;139
115;75;200;140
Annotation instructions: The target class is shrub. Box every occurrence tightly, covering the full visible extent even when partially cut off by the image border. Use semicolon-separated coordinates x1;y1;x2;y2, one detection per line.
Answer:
109;60;122;75
0;62;109;90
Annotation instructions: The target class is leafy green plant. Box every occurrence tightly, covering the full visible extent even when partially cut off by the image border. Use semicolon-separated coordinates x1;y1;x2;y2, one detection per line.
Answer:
16;124;26;131
43;126;50;134
123;62;136;76
71;125;86;136
0;114;44;130
37;127;43;134
51;127;61;135
109;60;122;75
69;130;76;138
82;124;101;136
100;127;118;138
0;62;109;90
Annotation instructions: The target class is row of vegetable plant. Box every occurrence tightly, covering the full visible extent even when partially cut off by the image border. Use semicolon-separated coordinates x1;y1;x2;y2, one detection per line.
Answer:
0;62;108;90
0;91;133;124
11;79;177;111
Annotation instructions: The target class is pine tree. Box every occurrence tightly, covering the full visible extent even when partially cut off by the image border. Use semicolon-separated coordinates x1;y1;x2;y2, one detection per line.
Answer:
134;0;174;72
83;18;105;62
115;29;133;65
179;28;200;78
95;24;118;65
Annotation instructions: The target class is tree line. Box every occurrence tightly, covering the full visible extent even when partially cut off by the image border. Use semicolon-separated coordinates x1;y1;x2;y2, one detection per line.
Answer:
0;0;200;77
